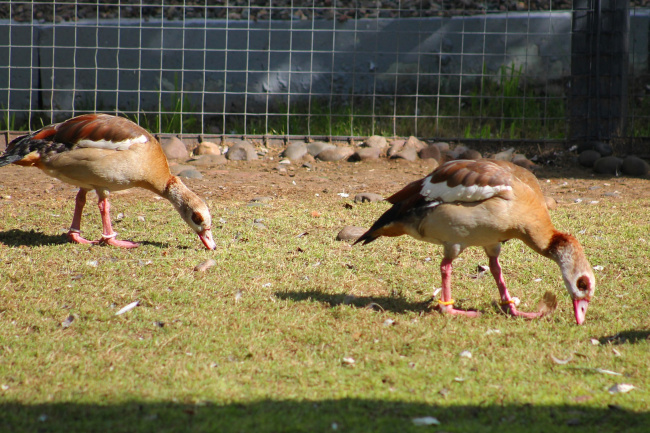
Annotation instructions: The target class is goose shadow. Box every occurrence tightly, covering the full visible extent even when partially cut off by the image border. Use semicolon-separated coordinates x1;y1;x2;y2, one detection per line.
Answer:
275;289;434;314
0;228;169;248
598;328;650;345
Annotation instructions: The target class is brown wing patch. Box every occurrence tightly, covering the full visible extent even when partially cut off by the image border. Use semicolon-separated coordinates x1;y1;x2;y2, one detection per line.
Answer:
53;114;149;145
386;178;425;205
430;159;512;189
30;125;58;142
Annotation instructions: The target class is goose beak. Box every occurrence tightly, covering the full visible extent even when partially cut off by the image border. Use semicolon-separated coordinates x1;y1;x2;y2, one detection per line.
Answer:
573;298;589;325
198;229;216;250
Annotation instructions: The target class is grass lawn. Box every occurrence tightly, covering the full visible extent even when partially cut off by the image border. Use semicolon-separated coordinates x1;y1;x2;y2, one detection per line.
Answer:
0;158;648;432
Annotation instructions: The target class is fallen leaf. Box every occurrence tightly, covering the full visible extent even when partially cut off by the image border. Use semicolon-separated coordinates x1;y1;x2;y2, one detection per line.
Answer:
595;368;622;376
412;416;440;426
115;301;139;316
608;383;635;394
574;395;593;403
538;291;558;315
61;315;75;329
550;354;573;365
590;338;600;346
194;259;217;272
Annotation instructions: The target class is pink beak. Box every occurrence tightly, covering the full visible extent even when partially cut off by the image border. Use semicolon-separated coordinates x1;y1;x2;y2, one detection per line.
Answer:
573;298;589;325
199;229;216;250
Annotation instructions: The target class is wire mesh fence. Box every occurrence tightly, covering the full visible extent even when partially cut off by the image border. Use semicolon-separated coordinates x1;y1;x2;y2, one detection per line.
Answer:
0;1;648;145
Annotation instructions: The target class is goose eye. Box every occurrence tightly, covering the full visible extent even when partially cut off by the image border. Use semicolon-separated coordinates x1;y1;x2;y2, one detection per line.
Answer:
577;275;589;292
191;212;203;226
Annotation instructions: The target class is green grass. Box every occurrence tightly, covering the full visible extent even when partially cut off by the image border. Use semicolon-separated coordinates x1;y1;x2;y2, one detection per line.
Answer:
0;166;649;432
233;65;567;140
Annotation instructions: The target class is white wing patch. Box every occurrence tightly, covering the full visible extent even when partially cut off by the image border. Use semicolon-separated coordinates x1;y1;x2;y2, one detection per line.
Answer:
77;134;147;151
421;175;512;203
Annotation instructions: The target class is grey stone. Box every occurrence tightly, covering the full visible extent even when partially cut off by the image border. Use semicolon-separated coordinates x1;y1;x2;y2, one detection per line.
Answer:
449;144;469;159
578;150;601;168
459;149;482;160
593;141;614;157
390;146;419;161
282;142;308;160
419;145;441;161
354;193;384;203
432;142;450;153
177;168;203;179
194;141;221;156
336;226;367;241
403;136;427;151
493;147;515;161
353;147;382;161
363;135;388;149
226;140;258;161
159;136;189;160
316;146;354;162
170;163;195;175
189;154;227;166
593;156;623;175
621;156;649;176
387;139;406;157
307;141;335;156
579;141;613;157
512;157;537;171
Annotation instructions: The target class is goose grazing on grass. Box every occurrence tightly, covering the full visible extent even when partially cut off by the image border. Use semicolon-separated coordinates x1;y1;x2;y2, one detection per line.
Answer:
0;113;216;250
355;159;595;324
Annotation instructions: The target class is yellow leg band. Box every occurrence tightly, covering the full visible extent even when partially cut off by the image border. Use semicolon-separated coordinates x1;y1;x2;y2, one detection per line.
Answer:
438;299;455;306
500;299;516;306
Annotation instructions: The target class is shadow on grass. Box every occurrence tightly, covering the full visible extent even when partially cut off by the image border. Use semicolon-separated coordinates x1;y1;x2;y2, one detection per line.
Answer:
276;289;433;314
0;400;648;433
599;328;650;345
0;229;169;248
0;229;67;246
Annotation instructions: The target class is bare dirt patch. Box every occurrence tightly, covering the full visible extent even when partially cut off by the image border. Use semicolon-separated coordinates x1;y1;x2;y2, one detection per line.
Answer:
1;149;648;219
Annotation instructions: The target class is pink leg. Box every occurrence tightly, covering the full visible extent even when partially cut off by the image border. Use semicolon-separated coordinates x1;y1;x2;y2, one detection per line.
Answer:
96;197;140;248
437;258;480;317
66;189;97;245
488;256;542;319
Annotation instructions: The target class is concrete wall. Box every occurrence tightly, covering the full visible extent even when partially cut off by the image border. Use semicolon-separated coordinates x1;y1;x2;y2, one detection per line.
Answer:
0;11;648;125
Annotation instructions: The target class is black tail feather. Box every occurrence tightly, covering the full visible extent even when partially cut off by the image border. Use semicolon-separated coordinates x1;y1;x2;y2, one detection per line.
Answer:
0;153;25;167
0;135;59;167
353;202;406;246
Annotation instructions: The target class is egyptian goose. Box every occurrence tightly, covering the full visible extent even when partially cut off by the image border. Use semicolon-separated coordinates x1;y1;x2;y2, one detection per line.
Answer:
355;159;595;324
0;114;215;250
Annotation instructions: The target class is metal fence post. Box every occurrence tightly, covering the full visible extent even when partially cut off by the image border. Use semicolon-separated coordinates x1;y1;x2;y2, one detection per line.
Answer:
570;0;629;146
